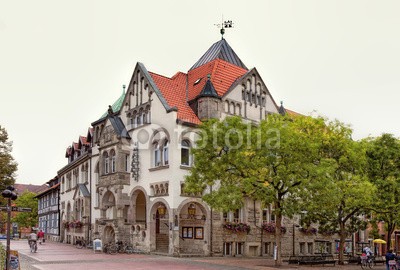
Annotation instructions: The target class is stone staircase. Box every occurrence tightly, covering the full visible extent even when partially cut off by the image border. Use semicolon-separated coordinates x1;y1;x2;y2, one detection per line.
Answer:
156;233;169;253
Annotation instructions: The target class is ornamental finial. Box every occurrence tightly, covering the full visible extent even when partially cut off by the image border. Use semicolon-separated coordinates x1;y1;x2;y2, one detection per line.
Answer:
215;17;233;39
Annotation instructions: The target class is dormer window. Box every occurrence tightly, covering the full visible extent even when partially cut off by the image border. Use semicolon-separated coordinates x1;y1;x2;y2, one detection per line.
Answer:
194;78;202;85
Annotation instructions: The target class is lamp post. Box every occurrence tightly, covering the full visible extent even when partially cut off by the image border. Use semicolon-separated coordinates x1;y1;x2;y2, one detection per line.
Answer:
2;186;18;270
292;224;300;256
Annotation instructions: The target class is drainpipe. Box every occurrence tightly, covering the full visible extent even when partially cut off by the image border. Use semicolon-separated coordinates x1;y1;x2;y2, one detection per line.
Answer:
210;186;213;256
89;153;92;243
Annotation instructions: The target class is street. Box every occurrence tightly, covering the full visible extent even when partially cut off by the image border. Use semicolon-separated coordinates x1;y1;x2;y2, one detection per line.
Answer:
1;239;387;270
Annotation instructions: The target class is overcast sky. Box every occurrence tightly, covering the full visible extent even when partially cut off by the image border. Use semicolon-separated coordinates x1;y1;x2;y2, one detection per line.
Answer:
1;0;400;186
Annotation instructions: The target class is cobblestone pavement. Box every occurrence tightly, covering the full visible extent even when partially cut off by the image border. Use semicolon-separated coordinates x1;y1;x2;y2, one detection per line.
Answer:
2;239;387;270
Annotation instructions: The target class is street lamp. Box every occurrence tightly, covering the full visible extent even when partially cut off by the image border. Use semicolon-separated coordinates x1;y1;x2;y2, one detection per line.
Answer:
2;186;18;270
292;224;300;256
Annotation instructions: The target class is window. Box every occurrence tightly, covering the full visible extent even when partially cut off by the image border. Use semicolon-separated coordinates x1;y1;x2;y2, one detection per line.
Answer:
181;140;191;166
300;242;306;254
262;206;275;223
125;154;129;172
110;150;116;173
135;115;141;127
223;209;243;223
307;242;313;254
233;209;242;223
236;242;244;255
153;142;160;167
163;141;169;165
224;242;233;256
103;152;109;174
142;113;146;124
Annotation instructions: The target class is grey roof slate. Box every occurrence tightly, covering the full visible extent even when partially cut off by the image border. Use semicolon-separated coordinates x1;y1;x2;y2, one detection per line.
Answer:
189;39;248;71
109;114;131;139
198;77;219;98
78;184;90;197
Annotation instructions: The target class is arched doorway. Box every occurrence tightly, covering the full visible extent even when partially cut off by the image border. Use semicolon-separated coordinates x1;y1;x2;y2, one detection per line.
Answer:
154;202;168;253
103;225;116;244
102;190;116;219
178;201;208;255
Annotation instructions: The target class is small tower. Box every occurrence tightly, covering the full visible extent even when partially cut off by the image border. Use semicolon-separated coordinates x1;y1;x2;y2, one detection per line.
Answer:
191;75;221;120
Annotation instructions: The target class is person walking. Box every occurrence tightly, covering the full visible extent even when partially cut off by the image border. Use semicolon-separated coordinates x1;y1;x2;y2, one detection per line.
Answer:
385;249;396;270
37;229;45;244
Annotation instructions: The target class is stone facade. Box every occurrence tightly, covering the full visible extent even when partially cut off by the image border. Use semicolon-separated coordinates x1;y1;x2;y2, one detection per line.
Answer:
55;38;360;257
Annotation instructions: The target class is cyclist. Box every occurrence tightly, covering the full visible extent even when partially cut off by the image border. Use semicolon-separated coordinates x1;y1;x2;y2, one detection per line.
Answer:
28;230;38;252
364;246;373;258
385;249;396;270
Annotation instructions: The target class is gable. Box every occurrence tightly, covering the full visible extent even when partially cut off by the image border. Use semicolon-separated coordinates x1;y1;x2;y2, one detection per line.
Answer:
123;62;172;113
224;67;279;112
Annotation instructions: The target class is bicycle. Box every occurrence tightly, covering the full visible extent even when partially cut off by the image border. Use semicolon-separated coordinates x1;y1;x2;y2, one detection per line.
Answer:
76;239;86;249
389;260;398;270
29;241;37;253
360;255;374;269
103;242;117;255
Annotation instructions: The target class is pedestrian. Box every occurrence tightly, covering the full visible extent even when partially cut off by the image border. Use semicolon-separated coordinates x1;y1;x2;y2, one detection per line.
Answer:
37;229;45;244
385;249;396;270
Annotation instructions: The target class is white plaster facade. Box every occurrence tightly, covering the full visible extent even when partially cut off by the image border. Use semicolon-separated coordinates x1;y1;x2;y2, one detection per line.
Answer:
58;39;345;257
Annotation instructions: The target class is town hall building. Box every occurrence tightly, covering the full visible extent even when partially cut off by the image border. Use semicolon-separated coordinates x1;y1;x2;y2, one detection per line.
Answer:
57;37;359;257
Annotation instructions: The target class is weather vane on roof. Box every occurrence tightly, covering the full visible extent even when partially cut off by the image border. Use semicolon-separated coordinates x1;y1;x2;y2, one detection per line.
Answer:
215;17;233;40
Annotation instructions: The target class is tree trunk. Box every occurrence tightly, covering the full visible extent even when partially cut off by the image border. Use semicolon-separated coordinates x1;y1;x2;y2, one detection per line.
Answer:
275;212;282;266
338;222;346;265
387;223;395;251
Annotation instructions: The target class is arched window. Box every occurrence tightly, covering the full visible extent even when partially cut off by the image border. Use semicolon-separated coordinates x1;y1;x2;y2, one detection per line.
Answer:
153;142;160;167
181;140;191;166
103;152;109;174
110;149;116;173
163;140;169;165
142;113;147;124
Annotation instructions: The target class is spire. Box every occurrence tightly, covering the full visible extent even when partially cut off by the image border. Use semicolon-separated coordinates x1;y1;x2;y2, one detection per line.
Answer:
198;75;219;98
189;39;247;71
278;101;287;115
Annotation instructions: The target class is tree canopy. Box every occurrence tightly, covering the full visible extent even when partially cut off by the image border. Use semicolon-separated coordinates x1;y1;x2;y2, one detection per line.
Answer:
12;191;38;230
365;133;400;249
300;119;375;264
185;114;329;265
0;125;18;203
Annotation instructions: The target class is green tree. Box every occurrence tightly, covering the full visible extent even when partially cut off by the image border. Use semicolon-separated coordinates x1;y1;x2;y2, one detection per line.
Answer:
0;125;17;191
12;191;38;230
301;120;374;265
365;133;400;249
185;115;325;266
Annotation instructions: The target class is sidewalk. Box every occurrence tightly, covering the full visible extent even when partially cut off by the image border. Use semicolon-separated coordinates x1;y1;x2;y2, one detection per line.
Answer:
2;239;387;270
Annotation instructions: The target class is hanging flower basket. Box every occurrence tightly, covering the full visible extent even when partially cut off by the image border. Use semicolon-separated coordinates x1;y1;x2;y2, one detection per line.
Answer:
262;222;287;234
63;221;70;229
299;226;318;235
223;222;251;234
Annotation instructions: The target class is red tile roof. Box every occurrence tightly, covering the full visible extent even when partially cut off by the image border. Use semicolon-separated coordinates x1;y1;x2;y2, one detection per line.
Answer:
285;108;303;117
149;59;247;125
65;146;72;157
14;183;48;195
149;71;201;125
73;142;79;151
79;136;89;146
187;59;247;100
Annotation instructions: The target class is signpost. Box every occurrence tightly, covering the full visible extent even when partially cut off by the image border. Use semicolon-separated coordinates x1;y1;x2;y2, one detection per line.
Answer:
0;207;32;212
